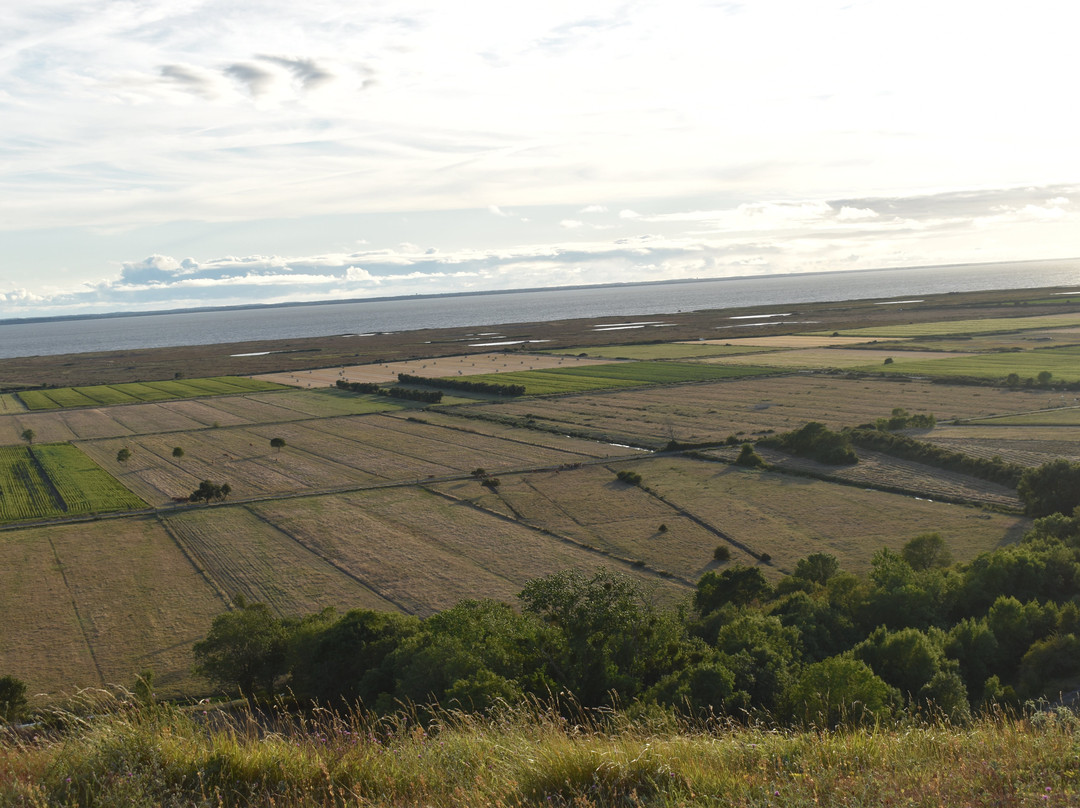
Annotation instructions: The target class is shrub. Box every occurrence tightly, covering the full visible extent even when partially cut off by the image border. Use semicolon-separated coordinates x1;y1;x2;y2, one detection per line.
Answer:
713;545;732;562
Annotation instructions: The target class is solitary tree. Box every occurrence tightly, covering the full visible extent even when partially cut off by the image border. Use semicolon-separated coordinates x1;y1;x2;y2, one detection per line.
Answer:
172;447;184;459
190;480;231;503
19;429;34;446
270;437;286;453
0;675;28;722
116;447;131;463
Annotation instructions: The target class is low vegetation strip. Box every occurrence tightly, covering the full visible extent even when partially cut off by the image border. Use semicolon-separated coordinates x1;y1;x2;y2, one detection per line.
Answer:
2;705;1075;808
824;311;1080;338
0;444;146;523
15;376;289;411
455;361;773;395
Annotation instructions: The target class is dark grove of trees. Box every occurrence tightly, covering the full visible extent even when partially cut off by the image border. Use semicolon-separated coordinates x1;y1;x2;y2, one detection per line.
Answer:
192;510;1080;726
396;373;526;397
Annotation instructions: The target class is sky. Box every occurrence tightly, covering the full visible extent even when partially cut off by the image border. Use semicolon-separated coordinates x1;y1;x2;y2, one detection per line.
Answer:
2;0;1078;319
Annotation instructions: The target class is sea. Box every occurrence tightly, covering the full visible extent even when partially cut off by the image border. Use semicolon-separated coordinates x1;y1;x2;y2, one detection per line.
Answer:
2;258;1079;360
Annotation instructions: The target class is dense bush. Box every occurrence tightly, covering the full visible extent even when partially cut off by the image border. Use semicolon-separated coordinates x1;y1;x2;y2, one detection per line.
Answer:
760;422;857;465
188;515;1080;725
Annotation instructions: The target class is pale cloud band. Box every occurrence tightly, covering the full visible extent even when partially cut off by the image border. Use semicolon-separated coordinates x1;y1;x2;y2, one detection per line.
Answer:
2;185;1076;318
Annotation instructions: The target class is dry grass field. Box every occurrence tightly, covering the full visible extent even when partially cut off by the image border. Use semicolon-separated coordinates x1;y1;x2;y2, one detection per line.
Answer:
0;516;226;700
920;424;1080;467
695;347;975;370
74;411;642;505
247;488;686;614
254;352;614;388
432;465;760;581
621;456;1028;576
705;445;1023;509
452;376;1049;448
687;335;896;348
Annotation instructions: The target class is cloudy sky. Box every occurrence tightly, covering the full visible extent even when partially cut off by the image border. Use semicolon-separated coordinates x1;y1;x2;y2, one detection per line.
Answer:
2;0;1078;318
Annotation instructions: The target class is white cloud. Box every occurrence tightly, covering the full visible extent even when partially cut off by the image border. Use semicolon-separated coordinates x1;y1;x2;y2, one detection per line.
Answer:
560;219;584;228
579;204;608;213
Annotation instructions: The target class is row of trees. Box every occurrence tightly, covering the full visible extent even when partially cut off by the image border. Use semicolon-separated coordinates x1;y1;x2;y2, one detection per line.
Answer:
396;373;527;397
335;379;443;402
193;512;1080;725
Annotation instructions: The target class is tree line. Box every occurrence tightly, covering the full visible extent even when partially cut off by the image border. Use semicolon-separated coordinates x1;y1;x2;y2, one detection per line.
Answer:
192;511;1080;727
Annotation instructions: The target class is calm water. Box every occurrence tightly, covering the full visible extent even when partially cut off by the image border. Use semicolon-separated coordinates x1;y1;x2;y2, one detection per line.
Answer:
2;259;1079;360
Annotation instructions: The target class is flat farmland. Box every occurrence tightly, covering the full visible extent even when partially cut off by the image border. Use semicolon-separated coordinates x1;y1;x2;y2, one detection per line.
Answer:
0;389;416;448
627;457;1028;576
920;424;1080;467
970;406;1080;426
874;345;1080;382
75;412;639;505
15;376;287;411
824;312;1080;339
0;517;226;700
432;465;760;580
254;352;615;388
453;377;1049;448
248;488;687;615
383;410;642;458
545;343;778;360
704;445;1022;510
695;347;975;370
450;361;774;396
689;335;893;348
0;394;25;413
163;507;398;615
0;444;145;523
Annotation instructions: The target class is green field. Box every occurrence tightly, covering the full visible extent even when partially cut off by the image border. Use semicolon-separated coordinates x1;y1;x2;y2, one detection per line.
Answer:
868;345;1080;382
447;361;773;395
822;312;1080;339
546;343;778;360
0;444;146;523
16;376;289;411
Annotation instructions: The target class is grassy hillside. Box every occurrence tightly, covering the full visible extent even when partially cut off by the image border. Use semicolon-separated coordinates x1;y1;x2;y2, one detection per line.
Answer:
1;700;1076;807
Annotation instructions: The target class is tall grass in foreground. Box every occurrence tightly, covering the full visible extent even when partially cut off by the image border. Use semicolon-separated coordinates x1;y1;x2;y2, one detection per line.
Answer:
2;694;1078;807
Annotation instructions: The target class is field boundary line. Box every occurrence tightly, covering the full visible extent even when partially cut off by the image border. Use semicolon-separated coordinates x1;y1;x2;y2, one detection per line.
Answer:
155;514;234;610
241;505;417;615
616;463;771;567
46;536;107;687
422;485;694;589
382;413;604;459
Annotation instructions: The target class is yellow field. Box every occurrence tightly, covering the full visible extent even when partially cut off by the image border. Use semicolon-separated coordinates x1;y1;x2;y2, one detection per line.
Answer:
922;424;1080;467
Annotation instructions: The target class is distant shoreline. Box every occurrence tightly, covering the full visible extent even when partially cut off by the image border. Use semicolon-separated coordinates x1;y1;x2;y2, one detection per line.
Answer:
2;256;1074;327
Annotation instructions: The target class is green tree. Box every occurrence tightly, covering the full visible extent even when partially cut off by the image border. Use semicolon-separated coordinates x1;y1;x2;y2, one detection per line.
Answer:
0;675;28;723
193;599;289;704
190;480;231;503
19;429;34;446
694;566;772;615
793;552;841;585
172;446;184;459
289;608;420;706
270;437;286;452
1017;460;1080;517
519;568;684;707
116;447;131;463
784;656;899;727
902;532;953;571
1037;370;1053;386
734;443;766;468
